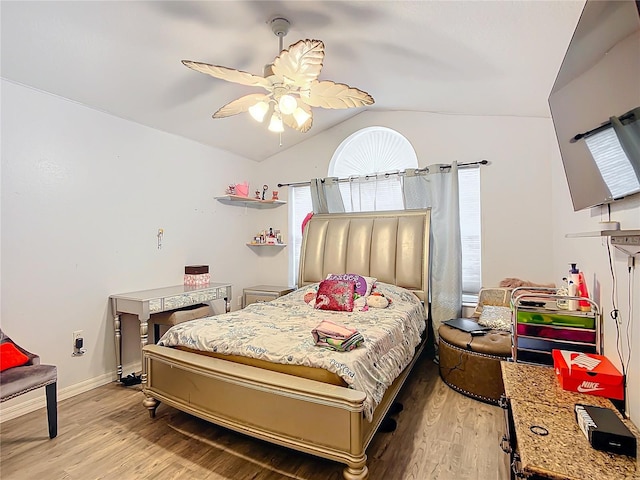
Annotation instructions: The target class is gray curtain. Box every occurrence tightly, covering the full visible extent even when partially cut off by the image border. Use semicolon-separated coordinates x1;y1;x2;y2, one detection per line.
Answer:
403;163;462;349
310;177;345;213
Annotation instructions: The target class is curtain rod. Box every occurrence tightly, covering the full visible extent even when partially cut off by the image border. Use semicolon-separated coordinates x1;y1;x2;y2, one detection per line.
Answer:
571;108;637;143
277;159;489;188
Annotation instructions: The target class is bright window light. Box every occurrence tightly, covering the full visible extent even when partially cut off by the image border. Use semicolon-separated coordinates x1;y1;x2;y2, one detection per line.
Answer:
585;127;640;199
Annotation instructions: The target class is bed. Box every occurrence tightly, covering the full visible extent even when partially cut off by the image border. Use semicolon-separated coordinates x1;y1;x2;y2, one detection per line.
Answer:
141;209;431;480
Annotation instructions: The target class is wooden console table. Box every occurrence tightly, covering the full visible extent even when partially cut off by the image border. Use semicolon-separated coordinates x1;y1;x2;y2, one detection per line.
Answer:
500;362;638;479
110;283;232;383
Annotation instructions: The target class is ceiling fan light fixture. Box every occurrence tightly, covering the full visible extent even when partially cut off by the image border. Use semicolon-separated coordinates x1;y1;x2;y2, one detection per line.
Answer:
278;94;297;115
268;112;284;133
293;107;311;127
248;101;270;122
182;15;374;137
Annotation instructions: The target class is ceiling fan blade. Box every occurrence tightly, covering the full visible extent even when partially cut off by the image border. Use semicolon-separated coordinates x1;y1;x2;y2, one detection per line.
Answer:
283;103;313;133
213;93;270;118
272;39;324;87
301;80;375;109
182;60;271;89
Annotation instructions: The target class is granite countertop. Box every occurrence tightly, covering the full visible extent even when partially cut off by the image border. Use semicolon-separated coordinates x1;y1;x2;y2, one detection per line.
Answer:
501;361;613;408
502;362;639;479
511;399;638;479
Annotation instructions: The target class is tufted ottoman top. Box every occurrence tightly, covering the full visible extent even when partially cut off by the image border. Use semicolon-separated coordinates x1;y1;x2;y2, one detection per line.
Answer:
439;322;512;357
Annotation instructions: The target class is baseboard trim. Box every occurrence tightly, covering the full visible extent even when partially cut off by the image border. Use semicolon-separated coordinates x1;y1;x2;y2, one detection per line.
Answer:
0;361;141;423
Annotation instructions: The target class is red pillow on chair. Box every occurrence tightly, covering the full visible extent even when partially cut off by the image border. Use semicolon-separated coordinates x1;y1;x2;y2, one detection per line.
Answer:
0;342;29;372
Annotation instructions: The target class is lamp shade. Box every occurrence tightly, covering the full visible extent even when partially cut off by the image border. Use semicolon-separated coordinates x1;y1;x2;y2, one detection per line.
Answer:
248;101;269;122
293;107;311;127
268;113;284;133
278;94;297;115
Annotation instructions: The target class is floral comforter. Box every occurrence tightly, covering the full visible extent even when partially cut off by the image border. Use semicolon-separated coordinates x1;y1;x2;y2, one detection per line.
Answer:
158;282;426;421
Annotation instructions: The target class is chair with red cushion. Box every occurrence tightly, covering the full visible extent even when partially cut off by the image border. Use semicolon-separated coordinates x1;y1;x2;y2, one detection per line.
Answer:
0;329;57;438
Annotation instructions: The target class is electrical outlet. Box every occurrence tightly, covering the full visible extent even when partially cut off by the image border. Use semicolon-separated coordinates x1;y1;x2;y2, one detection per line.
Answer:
72;330;85;356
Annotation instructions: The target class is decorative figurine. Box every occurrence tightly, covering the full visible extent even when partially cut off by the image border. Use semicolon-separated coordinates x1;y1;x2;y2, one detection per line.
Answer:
255;190;261;200
226;184;236;195
272;190;279;200
262;184;268;200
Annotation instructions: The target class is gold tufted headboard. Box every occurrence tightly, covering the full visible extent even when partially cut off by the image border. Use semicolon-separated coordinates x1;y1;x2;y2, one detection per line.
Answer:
298;209;431;302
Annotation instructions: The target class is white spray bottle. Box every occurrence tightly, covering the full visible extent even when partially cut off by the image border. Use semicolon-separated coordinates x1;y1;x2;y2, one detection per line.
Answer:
568;263;579;311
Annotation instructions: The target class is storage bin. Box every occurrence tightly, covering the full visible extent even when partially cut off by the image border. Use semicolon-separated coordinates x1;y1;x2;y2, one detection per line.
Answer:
516;310;595;329
184;273;211;286
516;323;596;343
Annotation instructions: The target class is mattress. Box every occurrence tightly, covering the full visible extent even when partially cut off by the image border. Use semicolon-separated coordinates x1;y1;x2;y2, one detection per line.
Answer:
158;282;426;420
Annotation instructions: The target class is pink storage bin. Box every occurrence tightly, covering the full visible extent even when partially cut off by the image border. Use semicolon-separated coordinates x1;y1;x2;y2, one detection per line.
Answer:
184;273;211;286
517;323;595;343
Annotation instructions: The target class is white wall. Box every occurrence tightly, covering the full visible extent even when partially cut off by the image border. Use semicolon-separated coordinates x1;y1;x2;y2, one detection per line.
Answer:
0;80;262;418
257;110;555;288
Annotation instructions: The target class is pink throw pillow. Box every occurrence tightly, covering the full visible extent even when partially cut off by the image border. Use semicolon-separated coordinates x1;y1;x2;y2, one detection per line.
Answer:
315;280;356;312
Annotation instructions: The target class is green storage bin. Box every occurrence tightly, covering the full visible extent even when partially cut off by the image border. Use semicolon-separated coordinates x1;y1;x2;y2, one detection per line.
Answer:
516;310;595;329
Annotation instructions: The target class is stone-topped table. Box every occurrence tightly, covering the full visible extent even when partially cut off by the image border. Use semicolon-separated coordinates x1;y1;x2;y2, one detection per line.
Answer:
501;362;638;479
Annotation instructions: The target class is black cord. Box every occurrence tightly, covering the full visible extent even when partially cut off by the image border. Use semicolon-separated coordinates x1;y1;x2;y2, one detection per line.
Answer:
626;263;634;376
606;238;625;377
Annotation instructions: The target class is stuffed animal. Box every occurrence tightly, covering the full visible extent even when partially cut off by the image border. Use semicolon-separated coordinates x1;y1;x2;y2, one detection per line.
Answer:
304;291;317;306
366;293;389;309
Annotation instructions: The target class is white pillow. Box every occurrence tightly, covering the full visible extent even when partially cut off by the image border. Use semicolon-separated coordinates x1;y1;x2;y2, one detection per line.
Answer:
477;305;512;331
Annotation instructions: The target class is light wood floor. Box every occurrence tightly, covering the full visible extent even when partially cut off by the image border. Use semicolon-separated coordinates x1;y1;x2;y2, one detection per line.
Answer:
1;353;509;480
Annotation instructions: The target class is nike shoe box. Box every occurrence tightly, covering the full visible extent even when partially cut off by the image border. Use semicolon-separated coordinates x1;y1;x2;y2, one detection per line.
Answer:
552;349;624;400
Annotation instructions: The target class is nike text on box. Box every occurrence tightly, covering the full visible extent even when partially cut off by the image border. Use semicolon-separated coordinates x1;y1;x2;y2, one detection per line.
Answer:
552;349;624;401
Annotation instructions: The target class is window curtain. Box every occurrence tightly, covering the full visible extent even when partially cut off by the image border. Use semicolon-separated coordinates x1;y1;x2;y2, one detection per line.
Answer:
403;163;462;349
310;178;344;213
344;173;403;212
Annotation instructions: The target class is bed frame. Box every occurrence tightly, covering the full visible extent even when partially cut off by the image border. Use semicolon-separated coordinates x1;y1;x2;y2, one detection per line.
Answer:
142;209;431;479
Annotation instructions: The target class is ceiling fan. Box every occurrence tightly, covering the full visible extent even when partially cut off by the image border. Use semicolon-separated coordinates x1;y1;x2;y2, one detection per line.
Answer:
182;17;374;134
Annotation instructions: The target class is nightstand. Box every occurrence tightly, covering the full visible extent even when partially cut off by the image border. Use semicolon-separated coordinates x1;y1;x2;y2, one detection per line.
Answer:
243;285;294;308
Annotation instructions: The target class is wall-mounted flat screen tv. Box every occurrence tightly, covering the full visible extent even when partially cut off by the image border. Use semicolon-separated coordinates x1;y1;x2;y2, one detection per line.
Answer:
549;0;640;212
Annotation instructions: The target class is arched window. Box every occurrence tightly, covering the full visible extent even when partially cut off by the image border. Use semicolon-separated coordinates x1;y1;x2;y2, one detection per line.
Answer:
328;127;418;212
328;126;418;176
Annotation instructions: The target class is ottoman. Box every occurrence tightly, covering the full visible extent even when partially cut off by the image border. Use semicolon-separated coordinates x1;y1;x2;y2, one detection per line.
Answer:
438;323;512;404
150;303;213;343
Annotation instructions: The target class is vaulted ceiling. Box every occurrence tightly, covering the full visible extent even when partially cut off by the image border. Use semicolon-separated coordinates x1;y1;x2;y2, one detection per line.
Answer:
1;1;585;162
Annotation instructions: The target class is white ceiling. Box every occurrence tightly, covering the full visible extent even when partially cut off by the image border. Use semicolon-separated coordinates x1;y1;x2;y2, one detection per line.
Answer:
1;1;585;162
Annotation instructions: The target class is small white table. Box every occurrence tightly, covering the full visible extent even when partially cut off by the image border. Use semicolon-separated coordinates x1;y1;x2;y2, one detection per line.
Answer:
109;283;232;383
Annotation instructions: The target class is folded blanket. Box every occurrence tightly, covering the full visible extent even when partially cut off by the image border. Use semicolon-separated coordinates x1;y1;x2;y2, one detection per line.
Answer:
312;319;364;352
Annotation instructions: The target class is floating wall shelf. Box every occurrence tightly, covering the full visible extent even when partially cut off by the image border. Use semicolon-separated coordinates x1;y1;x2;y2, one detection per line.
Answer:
246;243;287;248
565;229;640;238
215;195;286;209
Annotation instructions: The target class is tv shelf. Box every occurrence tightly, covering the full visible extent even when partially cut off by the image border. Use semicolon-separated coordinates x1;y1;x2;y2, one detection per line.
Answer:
565;229;640;238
